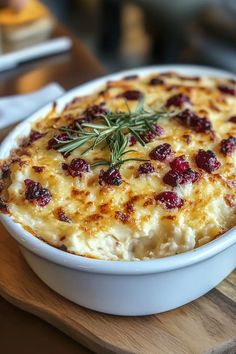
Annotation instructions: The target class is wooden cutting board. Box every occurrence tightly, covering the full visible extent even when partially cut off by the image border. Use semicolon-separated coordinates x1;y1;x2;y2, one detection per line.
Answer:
0;222;236;354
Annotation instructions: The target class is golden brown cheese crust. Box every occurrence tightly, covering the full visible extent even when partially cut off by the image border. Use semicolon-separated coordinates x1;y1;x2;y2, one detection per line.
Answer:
1;72;236;260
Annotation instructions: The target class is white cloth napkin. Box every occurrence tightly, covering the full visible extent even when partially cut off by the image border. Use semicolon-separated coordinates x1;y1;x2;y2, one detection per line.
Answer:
0;83;65;129
0;83;65;140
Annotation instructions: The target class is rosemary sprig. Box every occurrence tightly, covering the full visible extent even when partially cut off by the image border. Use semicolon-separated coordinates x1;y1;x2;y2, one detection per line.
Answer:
55;97;176;168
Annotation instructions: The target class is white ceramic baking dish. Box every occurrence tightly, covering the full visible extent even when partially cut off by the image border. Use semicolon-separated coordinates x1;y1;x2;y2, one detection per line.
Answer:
0;65;236;316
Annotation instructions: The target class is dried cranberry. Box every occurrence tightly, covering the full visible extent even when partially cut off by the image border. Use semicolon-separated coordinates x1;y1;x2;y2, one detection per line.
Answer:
48;133;71;158
220;136;236;155
218;85;235;96
67;118;88;130
47;138;56;150
149;143;172;161
129;135;137;146
24;179;42;199
68;158;90;177
151;124;164;136
121;90;143;101
177;109;197;125
0;197;9;214
138;162;155;175
177;109;212;133
1;164;10;179
166;93;191;108
170;155;190;172
56;133;69;141
140;125;164;143
141;131;156;143
149;77;164;86
57;209;71;223
195;149;221;173
47;133;69;149
34;192;51;207
83;103;108;120
67;103;108;130
193;117;212;133
99;167;122;186
163;170;183;187
182;169;199;184
61;163;69;170
123;75;139;80
28;131;45;145
69;115;97;130
155;191;184;209
24;179;51;206
229;116;236;123
29;131;45;142
62;151;71;158
163;169;199;187
32;166;45;173
164;156;199;186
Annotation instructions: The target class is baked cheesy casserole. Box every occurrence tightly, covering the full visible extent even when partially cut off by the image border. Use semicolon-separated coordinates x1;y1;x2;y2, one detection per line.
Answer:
1;72;236;260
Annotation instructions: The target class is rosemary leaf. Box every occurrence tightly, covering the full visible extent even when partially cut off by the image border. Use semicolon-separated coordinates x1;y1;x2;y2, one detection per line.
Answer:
54;97;177;168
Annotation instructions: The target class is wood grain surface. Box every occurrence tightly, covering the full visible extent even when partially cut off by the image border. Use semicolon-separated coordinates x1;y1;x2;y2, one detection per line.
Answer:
0;222;235;354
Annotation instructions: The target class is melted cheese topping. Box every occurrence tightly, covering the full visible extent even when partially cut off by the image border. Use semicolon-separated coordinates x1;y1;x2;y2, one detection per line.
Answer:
1;72;236;260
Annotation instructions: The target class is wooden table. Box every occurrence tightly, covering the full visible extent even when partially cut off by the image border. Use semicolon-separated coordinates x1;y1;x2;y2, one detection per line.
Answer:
0;24;105;95
0;23;105;354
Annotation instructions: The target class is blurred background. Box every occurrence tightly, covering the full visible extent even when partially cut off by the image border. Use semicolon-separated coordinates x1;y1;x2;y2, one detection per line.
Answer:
43;0;236;73
1;0;236;73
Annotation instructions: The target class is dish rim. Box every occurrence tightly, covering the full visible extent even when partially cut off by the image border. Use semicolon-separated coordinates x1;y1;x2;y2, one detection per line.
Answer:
0;64;236;275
